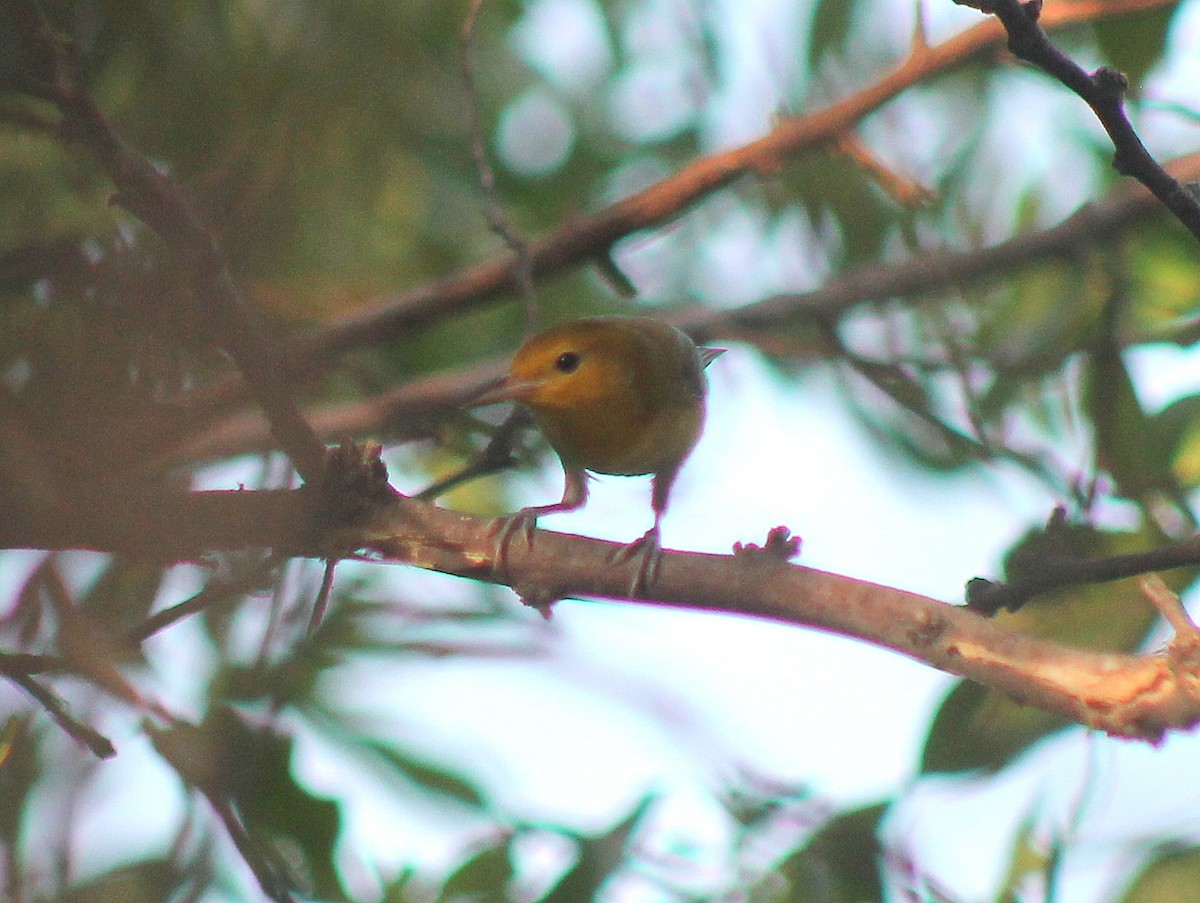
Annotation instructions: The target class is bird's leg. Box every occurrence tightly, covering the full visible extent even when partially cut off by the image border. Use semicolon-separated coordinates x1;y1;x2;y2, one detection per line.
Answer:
609;468;675;596
490;466;588;570
609;521;662;597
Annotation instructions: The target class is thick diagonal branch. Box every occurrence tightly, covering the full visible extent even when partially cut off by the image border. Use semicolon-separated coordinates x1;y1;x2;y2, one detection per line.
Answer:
5;487;1198;743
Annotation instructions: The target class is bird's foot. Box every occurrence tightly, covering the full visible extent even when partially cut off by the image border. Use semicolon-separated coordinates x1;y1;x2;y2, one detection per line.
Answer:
488;508;540;573
609;527;662;597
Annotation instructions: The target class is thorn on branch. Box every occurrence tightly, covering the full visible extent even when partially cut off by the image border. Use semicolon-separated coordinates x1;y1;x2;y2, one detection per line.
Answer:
964;576;1012;616
1092;66;1129;102
910;0;931;55
837;133;936;208
1140;574;1199;639
307;559;338;634
1141;577;1200;704
514;580;561;619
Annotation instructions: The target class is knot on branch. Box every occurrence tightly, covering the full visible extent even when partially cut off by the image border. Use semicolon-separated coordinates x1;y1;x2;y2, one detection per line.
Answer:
964;576;1012;616
316;441;400;529
1092;66;1129;103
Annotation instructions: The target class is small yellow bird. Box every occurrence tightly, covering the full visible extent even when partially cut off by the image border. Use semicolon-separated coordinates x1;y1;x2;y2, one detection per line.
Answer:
474;315;724;593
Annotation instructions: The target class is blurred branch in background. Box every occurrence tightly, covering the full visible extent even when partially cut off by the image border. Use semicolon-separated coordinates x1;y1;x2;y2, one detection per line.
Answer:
167;147;1200;466
137;0;1177;463
4;0;325;481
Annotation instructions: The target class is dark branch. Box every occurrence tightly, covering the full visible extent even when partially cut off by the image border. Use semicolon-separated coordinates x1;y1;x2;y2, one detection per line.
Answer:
127;562;278;645
967;534;1200;615
962;0;1200;241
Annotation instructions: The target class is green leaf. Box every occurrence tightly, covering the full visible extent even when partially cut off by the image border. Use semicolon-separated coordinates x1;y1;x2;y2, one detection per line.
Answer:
55;860;188;903
776;150;893;266
774;803;887;903
367;739;488;809
440;839;514;901
151;707;344;900
1092;4;1181;92
78;557;165;633
1120;845;1200;903
540;795;655;903
1159;394;1200;489
1127;217;1200;335
808;0;863;67
0;716;37;847
927;520;1188;774
975;260;1095;371
921;679;1071;774
992;816;1052;903
1083;323;1192;526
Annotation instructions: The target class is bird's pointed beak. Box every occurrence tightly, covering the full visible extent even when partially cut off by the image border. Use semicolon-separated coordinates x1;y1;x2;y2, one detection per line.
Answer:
700;346;726;369
470;374;541;407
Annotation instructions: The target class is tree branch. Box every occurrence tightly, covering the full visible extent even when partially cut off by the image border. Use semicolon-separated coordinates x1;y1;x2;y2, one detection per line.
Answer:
461;0;539;327
960;0;1200;240
357;502;1200;742
6;487;1200;743
289;0;1170;362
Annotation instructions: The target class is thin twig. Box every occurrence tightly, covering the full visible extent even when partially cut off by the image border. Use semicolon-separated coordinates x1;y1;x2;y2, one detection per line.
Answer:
209;797;297;903
414;404;531;500
453;0;546;501
461;0;539;330
0;661;115;758
960;0;1200;240
306;559;337;634
127;561;277;645
1140;574;1199;638
966;533;1200;615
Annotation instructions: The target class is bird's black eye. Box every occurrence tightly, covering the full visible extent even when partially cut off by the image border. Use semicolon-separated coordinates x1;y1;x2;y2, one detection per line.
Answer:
555;351;581;373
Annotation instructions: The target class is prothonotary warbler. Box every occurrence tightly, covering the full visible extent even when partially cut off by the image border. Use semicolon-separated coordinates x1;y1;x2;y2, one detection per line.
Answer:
473;315;725;593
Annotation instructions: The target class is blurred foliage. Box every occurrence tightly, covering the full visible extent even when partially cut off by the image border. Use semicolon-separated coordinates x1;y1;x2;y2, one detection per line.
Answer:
769;803;887;903
2;0;1200;901
1120;846;1200;903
